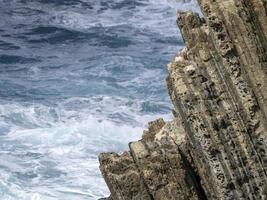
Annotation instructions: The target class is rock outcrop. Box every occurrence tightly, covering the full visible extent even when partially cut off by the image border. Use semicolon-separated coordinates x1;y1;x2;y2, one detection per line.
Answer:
99;0;267;199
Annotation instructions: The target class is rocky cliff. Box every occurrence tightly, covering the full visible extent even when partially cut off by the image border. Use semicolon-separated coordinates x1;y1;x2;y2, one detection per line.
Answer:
98;0;267;199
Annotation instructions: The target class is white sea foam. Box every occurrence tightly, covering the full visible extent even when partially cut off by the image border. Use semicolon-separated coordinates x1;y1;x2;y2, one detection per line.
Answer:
0;100;171;199
0;0;196;199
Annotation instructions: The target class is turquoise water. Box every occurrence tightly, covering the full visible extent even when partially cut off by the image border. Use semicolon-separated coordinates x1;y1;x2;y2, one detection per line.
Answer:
0;0;199;199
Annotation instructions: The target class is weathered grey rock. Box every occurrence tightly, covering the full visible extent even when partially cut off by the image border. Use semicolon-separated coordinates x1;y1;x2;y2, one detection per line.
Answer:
99;119;206;200
99;151;152;200
130;120;206;200
99;0;267;199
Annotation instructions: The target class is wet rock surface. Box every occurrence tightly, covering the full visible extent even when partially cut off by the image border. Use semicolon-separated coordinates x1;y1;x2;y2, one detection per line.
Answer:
99;0;267;199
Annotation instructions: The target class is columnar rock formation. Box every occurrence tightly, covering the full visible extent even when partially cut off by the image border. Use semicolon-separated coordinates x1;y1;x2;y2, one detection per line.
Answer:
99;0;267;199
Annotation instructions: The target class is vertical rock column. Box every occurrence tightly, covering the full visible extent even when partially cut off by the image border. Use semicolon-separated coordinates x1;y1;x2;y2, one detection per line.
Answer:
167;1;267;198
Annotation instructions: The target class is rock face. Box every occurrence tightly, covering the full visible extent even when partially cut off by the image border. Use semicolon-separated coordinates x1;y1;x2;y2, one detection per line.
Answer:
99;0;267;199
100;119;207;200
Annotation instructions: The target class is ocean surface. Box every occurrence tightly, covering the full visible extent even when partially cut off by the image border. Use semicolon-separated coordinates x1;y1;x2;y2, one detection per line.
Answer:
0;0;199;199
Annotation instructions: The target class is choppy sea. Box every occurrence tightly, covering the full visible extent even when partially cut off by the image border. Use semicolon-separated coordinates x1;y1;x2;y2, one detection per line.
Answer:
0;0;199;199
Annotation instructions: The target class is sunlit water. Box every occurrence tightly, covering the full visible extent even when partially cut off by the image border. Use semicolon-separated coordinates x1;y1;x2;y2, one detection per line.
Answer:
0;0;199;199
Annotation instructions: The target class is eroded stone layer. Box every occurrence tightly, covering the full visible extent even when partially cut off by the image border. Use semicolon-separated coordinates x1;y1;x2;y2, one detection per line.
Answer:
99;119;206;200
99;151;152;200
99;0;267;199
167;3;267;199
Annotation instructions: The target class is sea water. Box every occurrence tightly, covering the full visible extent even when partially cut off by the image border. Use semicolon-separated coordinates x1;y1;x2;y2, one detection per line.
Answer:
0;0;199;199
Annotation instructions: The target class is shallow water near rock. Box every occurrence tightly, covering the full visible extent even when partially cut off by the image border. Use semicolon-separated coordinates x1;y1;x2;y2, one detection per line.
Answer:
0;0;199;199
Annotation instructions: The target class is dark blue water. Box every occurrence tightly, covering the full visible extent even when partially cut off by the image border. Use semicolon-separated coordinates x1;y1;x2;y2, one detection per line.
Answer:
0;0;199;199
